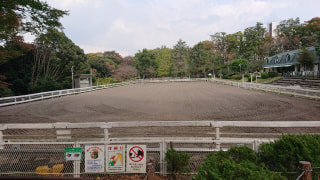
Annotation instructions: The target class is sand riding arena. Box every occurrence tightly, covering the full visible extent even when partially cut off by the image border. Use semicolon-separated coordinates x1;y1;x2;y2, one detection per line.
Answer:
0;81;320;139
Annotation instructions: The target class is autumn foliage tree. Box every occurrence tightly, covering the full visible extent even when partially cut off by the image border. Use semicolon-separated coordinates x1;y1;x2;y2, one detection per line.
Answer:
0;0;68;64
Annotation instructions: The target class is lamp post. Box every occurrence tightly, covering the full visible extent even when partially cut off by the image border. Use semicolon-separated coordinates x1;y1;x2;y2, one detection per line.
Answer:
239;63;242;75
71;66;74;89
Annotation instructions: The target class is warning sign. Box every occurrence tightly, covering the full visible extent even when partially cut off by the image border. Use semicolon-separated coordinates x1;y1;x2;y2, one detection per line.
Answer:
126;145;146;173
106;145;125;172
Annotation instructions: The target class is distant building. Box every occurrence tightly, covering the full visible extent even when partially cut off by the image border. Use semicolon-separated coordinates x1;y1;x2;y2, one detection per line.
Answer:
264;47;320;78
266;22;278;38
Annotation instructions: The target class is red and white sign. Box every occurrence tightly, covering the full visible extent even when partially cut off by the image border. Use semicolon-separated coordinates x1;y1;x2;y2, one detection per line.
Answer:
126;145;146;173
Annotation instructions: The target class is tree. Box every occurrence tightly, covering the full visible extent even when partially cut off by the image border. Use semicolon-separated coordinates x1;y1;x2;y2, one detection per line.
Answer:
300;17;320;47
103;51;123;64
0;0;68;64
226;31;245;59
31;29;87;91
155;46;173;77
122;56;134;65
296;47;315;71
230;59;249;73
132;49;156;78
276;17;302;51
211;32;228;63
172;39;189;77
87;53;116;77
0;50;34;96
243;22;267;61
112;64;137;81
190;42;212;78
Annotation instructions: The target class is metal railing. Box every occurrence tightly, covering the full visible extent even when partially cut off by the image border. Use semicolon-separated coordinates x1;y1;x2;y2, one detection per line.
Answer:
0;82;131;107
0;121;320;178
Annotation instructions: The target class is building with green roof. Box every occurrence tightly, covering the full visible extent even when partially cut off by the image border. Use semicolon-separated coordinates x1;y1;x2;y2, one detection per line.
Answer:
264;47;320;77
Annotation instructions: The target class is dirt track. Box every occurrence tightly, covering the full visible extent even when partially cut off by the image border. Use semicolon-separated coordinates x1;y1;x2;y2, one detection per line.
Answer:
0;81;320;124
1;81;320;139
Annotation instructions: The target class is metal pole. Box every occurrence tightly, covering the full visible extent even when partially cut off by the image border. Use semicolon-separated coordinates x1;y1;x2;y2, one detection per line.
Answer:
71;66;74;89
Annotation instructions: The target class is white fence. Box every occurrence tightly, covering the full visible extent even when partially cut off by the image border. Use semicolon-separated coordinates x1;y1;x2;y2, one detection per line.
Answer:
211;78;320;100
0;121;320;178
0;82;130;107
1;78;319;107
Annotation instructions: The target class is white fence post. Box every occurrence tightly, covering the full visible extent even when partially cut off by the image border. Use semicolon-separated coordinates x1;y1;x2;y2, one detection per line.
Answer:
160;138;167;176
74;141;81;178
215;127;221;150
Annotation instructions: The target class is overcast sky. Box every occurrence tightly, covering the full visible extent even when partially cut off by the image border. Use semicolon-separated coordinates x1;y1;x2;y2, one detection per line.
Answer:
42;0;320;57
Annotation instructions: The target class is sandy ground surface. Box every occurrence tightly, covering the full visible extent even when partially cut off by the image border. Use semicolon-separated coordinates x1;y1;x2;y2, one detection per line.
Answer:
0;82;319;138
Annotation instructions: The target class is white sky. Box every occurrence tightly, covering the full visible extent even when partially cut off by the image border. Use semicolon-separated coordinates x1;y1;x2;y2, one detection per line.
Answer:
40;0;320;57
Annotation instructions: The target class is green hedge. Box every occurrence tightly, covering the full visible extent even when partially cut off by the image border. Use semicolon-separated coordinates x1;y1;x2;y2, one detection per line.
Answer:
247;75;256;82
165;147;190;179
261;72;269;79
197;146;284;180
197;135;320;179
268;71;278;78
258;134;320;173
231;75;242;80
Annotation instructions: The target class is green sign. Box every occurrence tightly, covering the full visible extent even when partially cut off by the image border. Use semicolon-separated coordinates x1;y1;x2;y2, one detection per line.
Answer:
65;147;82;161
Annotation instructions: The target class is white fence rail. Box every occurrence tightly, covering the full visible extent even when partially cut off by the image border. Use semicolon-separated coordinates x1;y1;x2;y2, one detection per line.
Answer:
2;78;318;107
0;82;131;107
0;121;320;178
211;78;320;100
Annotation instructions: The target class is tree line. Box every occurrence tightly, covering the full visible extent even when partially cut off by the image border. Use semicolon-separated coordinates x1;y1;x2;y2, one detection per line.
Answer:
133;18;320;79
0;1;320;97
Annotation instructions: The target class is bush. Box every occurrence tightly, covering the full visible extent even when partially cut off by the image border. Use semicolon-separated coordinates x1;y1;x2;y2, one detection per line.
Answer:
258;134;320;173
268;71;278;78
247;75;256;82
29;76;61;93
222;74;229;79
197;146;284;180
231;74;242;80
261;72;269;79
165;147;190;179
98;77;118;85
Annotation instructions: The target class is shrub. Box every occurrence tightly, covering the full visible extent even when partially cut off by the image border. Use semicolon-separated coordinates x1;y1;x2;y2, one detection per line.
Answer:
258;134;320;173
165;146;190;179
98;77;118;84
268;71;278;78
247;75;256;82
244;74;250;78
231;74;242;80
197;146;284;180
261;72;269;79
222;74;229;79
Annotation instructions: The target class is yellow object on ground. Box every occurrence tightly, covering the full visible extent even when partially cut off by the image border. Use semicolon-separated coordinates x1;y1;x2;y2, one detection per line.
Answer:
35;164;64;177
35;165;50;176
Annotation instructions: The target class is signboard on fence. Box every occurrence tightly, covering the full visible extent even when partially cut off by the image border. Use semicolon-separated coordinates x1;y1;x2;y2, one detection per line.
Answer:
106;145;125;172
126;145;146;173
65;147;82;161
85;145;105;172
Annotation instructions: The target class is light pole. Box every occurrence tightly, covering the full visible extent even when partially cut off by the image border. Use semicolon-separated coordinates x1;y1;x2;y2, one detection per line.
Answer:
239;63;242;75
71;66;74;89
